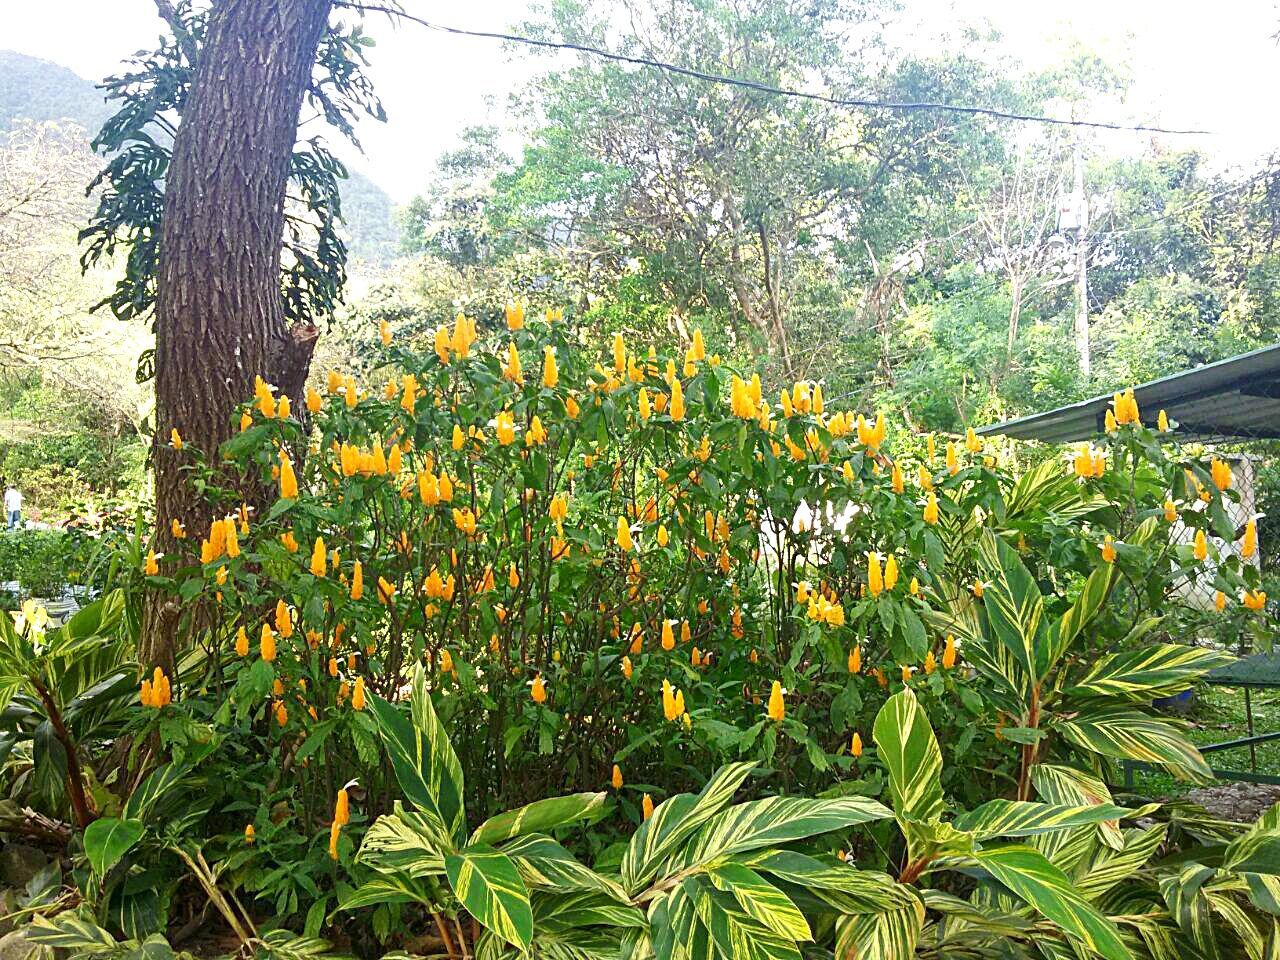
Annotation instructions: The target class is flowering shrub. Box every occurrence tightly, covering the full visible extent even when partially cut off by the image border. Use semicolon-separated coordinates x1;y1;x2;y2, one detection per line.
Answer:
76;306;1270;947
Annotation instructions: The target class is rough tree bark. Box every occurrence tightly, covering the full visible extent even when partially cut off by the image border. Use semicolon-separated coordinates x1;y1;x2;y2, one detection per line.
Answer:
140;0;332;673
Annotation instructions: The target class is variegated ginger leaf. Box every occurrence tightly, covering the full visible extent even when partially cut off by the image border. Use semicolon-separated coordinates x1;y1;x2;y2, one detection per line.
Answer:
445;843;533;951
1067;644;1232;703
1054;709;1211;782
833;893;925;960
621;761;756;893
975;529;1045;683
707;863;811;942
872;686;944;825
975;844;1131;960
953;799;1132;840
471;791;607;847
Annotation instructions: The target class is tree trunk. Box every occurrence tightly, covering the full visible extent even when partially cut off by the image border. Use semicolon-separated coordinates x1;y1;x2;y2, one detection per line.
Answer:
140;0;331;673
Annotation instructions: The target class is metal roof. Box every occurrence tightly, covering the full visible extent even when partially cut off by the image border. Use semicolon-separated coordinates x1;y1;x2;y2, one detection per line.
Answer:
977;343;1280;443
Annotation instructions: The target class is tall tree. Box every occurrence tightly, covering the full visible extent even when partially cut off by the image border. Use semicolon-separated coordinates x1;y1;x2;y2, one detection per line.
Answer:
82;0;383;671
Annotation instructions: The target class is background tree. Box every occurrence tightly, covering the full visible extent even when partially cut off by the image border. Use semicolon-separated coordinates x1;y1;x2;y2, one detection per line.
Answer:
81;0;385;671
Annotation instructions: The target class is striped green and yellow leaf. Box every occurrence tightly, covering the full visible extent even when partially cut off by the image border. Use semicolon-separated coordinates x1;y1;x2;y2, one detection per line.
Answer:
953;799;1133;840
1067;644;1233;703
691;878;803;960
501;833;629;901
338;871;437;911
471;792;606;846
833;893;925;960
975;844;1131;960
667;795;892;872
1054;708;1212;781
872;686;944;825
620;761;756;893
444;843;534;950
357;802;450;876
706;863;811;942
976;529;1045;682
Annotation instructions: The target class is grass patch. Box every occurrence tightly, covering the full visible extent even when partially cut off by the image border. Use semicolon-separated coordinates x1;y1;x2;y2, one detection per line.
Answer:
1124;683;1280;797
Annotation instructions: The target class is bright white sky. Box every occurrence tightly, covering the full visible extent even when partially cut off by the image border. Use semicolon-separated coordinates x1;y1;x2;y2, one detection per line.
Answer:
6;0;1279;203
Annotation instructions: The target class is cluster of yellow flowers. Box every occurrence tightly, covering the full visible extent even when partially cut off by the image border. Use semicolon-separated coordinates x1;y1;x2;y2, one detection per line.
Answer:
139;666;172;708
661;679;689;725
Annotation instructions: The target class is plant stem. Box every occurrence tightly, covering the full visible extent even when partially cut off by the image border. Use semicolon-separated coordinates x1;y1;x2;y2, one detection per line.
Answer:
30;677;94;829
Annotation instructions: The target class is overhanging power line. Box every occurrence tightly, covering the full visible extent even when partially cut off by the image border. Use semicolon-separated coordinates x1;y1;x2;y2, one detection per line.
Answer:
337;2;1212;136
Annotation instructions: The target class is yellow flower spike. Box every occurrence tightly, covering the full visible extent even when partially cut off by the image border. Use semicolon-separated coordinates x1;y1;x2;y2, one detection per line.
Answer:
660;620;676;651
965;427;981;453
942;634;956;669
848;646;861;674
638;387;651;421
909;577;919;596
611;764;623;790
611;333;626;375
867;552;883;597
766;681;785;722
169;427;183;451
884;555;899;591
508;563;520;590
924;651;936;675
945;442;959;475
245;824;255;845
277;395;291;420
617;516;634;552
680;621;691;643
901;664;912;684
850;732;863;758
377;577;397;603
891;463;904;494
260;623;276;662
144;550;160;576
503;342;523;384
1242;520;1258;560
274;599;293;638
1101;535;1116;564
1215;591;1227;613
272;678;284;698
973;580;985;598
642;794;655;820
235;627;249;657
1244;590;1267;611
379;319;392;346
139;678;153;708
1211;458;1232;492
505;300;525;330
621;656;633;680
279;453;299;500
1158;409;1169;432
352;677;366;711
310;536;327;577
531;675;548;704
1193;530;1209;561
691;328;706;362
1104;409;1117;433
306;387;323;414
1163;500;1178;522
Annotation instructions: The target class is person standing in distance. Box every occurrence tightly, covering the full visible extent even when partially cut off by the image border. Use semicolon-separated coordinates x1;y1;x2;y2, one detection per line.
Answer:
3;479;22;530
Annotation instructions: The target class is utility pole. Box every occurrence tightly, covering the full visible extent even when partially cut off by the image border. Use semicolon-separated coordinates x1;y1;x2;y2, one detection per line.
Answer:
1071;143;1090;381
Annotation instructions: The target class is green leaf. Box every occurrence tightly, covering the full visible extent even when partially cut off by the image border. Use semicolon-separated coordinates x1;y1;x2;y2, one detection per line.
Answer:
1030;763;1125;848
834;894;925;960
532;890;646;931
445;844;533;951
668;795;892;872
367;664;467;844
1055;708;1211;781
620;761;756;893
83;817;145;875
976;529;1045;682
1067;644;1233;702
690;879;802;960
707;863;811;941
1073;824;1167;899
500;834;629;901
357;803;450;877
740;850;916;915
1159;863;1219;960
872;686;943;824
1047;563;1114;671
974;845;1130;960
953;800;1133;840
471;792;606;846
26;912;121;950
339;872;437;910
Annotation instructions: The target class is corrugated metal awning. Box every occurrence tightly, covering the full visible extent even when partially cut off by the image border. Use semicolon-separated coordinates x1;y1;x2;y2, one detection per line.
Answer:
977;344;1280;443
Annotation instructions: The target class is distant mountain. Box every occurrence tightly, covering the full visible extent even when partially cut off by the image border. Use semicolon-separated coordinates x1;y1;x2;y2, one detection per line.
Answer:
0;51;113;136
0;49;399;265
